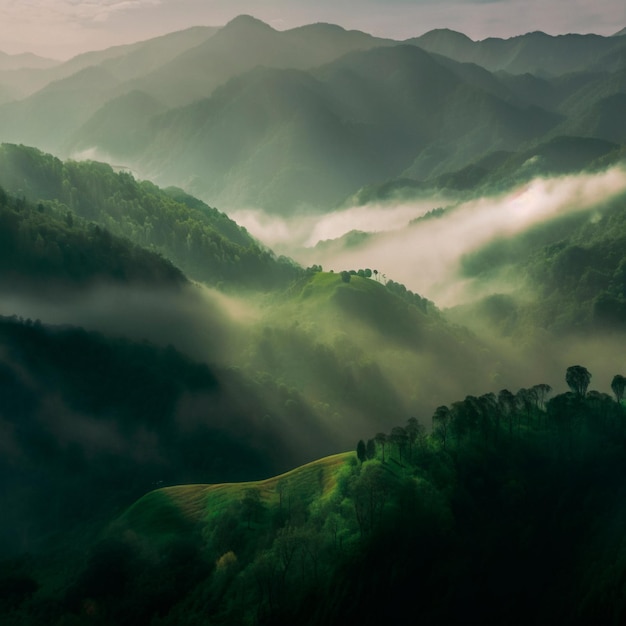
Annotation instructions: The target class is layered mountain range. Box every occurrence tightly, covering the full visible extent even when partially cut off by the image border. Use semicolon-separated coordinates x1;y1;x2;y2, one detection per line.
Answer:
0;15;624;213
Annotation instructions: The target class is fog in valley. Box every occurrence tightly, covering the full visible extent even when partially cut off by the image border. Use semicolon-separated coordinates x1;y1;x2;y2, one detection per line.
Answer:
235;166;626;307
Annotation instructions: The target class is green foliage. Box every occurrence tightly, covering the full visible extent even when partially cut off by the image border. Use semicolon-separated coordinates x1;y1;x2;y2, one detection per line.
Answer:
457;189;626;336
0;144;303;291
356;439;367;463
7;363;626;624
565;364;592;397
0;314;318;560
0;184;185;290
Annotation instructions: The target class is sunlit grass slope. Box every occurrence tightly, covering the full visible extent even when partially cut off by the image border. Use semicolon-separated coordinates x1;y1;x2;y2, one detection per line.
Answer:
118;452;352;540
285;270;435;340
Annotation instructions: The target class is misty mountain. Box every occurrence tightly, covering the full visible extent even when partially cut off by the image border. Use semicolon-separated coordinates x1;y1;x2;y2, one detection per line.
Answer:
130;15;392;108
0;50;58;71
0;66;121;154
0;25;218;105
67;25;220;84
0;311;326;556
412;29;626;76
347;134;622;206
119;44;560;213
68;90;168;158
0;17;624;215
452;136;620;189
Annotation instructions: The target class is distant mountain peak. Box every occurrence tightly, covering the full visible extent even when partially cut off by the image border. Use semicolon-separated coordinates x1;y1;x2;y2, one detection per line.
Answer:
613;26;626;37
222;14;275;32
418;28;474;43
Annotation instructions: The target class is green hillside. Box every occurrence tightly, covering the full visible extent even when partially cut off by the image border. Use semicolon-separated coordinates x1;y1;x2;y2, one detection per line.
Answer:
237;270;521;448
119;452;351;540
9;368;626;625
455;187;626;336
0;184;185;292
0;143;301;290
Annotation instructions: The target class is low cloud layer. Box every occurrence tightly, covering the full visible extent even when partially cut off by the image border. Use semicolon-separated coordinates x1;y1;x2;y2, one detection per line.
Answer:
229;196;450;250
242;167;626;307
0;282;253;365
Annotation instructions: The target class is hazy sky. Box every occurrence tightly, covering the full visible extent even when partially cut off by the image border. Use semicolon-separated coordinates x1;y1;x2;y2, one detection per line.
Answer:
0;0;624;59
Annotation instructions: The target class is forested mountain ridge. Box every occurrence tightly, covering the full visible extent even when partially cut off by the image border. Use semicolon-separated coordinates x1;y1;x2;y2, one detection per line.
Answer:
350;135;623;204
0;185;185;292
0;143;302;290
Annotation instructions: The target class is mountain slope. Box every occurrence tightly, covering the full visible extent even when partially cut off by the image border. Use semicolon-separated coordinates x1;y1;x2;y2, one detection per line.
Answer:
131;15;392;107
0;312;326;556
0;26;218;103
0;51;58;71
0;186;185;293
0;66;121;153
68;90;168;158
452;185;626;336
126;44;559;212
554;93;626;144
118;452;351;539
0;144;302;290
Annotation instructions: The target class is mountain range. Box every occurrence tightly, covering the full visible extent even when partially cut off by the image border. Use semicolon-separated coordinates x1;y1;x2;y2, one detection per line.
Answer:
0;15;624;213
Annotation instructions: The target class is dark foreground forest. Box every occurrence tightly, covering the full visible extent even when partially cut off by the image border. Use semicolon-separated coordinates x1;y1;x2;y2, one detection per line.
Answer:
2;366;626;625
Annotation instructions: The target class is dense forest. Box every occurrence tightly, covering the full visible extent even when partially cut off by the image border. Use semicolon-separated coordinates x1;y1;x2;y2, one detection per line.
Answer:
0;144;302;290
2;367;625;625
0;183;185;292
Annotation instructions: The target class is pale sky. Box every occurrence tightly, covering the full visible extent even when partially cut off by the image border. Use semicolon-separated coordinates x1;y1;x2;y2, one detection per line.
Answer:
0;0;624;60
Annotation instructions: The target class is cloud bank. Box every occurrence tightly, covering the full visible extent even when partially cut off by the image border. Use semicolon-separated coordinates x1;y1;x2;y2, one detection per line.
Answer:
240;167;626;307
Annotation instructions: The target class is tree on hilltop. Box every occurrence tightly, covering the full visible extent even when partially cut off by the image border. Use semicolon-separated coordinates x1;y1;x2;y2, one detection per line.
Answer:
611;375;626;404
566;365;591;398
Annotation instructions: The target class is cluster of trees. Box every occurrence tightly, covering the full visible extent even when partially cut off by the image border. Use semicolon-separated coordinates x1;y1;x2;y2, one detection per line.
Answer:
337;267;433;313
